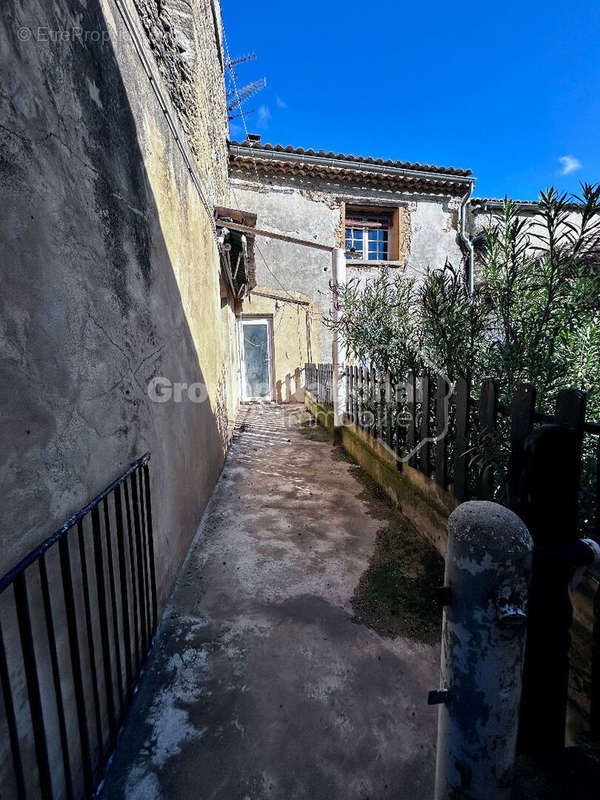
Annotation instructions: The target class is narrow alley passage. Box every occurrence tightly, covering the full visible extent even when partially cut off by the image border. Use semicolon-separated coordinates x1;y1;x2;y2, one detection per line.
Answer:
102;405;441;800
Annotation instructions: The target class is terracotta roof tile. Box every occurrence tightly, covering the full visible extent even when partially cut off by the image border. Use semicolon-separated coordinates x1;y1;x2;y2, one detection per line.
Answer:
229;139;473;177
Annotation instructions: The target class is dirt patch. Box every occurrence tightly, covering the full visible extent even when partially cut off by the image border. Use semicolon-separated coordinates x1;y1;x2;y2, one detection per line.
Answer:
298;418;332;443
352;518;444;644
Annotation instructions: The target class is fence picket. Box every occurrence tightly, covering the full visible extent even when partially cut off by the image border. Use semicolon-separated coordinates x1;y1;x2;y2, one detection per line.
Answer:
420;373;431;477
517;425;580;755
376;370;383;440
508;383;536;514
435;378;449;489
454;377;470;502
477;379;498;500
406;371;417;467
385;373;393;448
346;367;351;419
555;388;587;476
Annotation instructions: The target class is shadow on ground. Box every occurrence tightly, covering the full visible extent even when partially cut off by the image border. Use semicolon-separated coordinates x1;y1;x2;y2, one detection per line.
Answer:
298;420;444;644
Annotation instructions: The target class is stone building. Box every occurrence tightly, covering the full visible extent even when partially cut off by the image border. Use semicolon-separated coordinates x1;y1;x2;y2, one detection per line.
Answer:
0;1;251;792
229;136;476;402
1;0;247;602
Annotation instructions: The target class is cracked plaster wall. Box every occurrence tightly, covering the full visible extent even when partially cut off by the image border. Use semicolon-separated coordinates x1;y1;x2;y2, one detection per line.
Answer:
231;172;466;363
1;0;233;636
1;1;235;790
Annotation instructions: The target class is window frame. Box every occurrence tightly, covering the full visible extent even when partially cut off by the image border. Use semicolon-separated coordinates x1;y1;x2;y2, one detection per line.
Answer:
344;208;393;262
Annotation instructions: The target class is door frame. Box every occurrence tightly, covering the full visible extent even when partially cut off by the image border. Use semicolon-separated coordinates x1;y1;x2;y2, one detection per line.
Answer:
239;315;274;401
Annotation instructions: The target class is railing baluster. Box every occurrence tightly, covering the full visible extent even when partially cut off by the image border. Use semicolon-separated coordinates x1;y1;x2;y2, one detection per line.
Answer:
137;478;152;654
77;519;104;761
114;484;133;700
131;471;149;658
0;455;153;799
59;535;93;796
103;496;124;713
454;377;471;502
123;478;141;673
39;555;74;800
143;463;158;633
13;573;54;799
91;505;117;748
0;621;27;799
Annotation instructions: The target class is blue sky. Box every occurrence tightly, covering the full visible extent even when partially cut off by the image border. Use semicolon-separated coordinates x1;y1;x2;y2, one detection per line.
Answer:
222;0;600;200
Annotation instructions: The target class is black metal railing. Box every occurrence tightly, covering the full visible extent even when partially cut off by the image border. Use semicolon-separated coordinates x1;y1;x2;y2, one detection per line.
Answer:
0;453;157;799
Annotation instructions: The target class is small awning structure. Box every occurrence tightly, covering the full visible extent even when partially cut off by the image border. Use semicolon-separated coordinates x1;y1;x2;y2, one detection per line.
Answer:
215;207;257;305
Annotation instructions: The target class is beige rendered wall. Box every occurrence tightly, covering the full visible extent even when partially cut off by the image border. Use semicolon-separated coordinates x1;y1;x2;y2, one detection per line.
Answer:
1;0;236;601
242;288;321;402
0;0;240;792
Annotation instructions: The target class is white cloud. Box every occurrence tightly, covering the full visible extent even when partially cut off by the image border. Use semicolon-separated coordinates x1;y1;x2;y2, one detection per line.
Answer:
257;105;271;129
276;97;287;109
558;155;582;175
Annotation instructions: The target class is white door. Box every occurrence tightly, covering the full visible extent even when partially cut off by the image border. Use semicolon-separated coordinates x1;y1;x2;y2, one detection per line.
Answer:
240;318;273;401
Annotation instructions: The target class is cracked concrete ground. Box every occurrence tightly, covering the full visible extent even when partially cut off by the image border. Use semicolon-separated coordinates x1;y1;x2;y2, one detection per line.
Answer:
102;404;440;800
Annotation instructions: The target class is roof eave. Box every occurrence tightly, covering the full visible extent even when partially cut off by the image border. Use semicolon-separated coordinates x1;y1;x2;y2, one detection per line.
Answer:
229;144;475;189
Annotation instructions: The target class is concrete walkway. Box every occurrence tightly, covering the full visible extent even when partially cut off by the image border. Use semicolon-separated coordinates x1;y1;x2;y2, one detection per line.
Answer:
102;404;440;800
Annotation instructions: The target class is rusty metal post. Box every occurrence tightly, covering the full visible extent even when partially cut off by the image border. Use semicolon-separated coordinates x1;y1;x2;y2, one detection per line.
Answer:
431;501;533;800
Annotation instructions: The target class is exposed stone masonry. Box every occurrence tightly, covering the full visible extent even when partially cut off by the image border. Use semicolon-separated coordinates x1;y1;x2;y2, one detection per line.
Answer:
134;0;228;204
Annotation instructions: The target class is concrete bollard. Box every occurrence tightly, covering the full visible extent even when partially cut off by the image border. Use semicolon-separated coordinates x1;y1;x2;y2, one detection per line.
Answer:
431;501;533;800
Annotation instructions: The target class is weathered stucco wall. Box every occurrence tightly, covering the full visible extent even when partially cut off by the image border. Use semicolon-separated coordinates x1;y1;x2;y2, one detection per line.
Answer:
231;171;467;364
232;176;340;363
1;0;234;617
1;0;237;792
242;288;321;402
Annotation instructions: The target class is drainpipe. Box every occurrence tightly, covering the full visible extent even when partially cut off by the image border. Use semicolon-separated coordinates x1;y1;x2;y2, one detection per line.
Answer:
331;248;347;430
459;185;475;293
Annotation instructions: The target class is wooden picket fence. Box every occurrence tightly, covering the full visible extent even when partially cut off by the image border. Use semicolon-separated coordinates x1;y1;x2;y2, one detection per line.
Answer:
311;363;600;523
306;361;600;742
